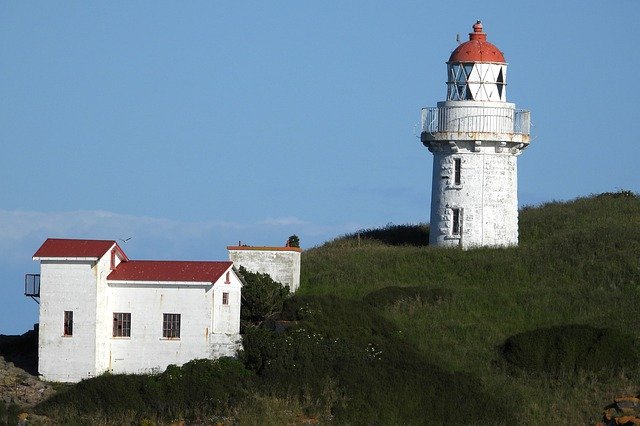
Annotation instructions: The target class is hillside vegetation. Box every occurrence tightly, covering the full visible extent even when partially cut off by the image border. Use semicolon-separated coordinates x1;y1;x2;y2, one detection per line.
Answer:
27;191;640;424
298;190;640;423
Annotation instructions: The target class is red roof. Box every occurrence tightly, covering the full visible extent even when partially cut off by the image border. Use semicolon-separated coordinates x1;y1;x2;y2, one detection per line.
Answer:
33;238;126;260
107;260;232;283
448;21;505;64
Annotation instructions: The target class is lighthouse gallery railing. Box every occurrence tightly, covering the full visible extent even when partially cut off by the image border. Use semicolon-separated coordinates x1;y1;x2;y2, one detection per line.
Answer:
421;106;530;135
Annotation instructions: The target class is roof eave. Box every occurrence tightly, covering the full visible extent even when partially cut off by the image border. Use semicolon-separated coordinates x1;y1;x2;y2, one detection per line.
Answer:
33;256;99;262
107;280;214;286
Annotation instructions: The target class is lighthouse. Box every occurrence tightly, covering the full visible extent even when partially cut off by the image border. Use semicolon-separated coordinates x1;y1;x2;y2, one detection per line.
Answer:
421;21;531;248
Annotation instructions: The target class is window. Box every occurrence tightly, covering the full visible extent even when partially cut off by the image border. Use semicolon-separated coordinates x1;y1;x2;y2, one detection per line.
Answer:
454;158;461;185
222;292;229;305
225;271;231;284
63;311;73;336
162;313;181;339
452;208;461;236
113;313;131;337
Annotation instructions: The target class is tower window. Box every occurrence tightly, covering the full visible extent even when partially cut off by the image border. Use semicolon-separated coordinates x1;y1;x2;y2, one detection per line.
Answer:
452;208;461;236
454;159;461;185
63;311;73;336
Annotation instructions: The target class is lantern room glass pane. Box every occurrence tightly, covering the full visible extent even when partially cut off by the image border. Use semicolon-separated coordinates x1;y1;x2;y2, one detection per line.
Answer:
449;66;457;82
457;84;467;99
463;64;473;79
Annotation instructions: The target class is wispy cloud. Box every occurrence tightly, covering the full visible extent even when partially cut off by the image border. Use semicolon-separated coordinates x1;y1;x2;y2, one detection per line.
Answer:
0;209;362;263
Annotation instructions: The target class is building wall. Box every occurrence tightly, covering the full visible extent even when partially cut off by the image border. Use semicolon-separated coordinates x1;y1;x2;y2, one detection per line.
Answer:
429;148;518;248
94;250;121;375
229;248;301;292
38;260;100;382
37;253;242;382
106;271;241;376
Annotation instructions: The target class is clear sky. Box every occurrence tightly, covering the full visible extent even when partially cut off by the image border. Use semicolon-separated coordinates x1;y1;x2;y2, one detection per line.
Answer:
1;2;638;334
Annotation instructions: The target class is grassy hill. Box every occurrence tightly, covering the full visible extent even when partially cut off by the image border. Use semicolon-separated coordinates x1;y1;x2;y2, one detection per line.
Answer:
23;191;640;424
297;190;640;423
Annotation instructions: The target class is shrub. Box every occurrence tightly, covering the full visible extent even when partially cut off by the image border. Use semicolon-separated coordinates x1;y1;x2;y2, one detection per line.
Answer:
287;235;300;248
244;295;516;424
342;223;429;246
0;400;22;426
35;358;254;422
363;286;451;308
501;324;639;375
238;266;290;325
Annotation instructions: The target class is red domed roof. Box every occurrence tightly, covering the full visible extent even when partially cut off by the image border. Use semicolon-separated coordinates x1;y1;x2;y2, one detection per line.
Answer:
448;21;505;64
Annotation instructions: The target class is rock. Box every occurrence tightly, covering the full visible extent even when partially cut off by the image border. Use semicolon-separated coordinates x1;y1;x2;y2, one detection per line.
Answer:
614;415;640;425
616;397;640;415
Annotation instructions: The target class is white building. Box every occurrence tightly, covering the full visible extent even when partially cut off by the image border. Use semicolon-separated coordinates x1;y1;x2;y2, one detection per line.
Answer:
30;238;242;383
421;21;531;248
227;244;302;292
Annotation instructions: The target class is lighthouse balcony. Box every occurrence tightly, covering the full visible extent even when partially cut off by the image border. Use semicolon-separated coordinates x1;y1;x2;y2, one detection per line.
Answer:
421;105;530;137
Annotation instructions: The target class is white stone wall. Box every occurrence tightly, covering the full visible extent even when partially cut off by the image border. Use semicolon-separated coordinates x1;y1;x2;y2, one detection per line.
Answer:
106;271;241;376
229;249;301;292
94;252;117;376
37;251;242;382
38;260;101;382
429;148;518;248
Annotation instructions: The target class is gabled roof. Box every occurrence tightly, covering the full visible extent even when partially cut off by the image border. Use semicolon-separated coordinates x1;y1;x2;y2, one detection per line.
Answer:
107;260;233;284
33;238;127;260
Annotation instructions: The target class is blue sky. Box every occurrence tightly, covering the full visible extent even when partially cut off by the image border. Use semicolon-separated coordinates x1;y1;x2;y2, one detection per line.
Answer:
1;2;638;334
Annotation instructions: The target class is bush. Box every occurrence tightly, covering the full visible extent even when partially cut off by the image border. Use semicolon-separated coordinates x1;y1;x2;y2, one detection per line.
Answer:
238;266;290;325
0;400;22;426
243;295;516;424
287;235;300;248
501;324;639;375
35;358;254;422
363;286;451;308
342;223;430;247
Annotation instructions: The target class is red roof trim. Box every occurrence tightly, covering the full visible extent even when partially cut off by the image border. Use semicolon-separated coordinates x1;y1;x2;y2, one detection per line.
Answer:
33;238;128;260
227;246;303;253
107;260;233;284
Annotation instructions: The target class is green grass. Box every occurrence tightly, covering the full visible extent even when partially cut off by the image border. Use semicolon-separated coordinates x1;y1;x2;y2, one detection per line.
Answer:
298;191;640;423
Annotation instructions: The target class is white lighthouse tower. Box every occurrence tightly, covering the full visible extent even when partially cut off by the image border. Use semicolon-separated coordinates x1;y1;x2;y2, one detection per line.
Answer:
421;21;531;248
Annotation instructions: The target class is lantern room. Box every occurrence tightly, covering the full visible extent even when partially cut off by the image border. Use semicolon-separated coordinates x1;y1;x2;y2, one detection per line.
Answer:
446;21;507;102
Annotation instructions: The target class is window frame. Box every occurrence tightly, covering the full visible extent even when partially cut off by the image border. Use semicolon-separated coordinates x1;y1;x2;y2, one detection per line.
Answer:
112;312;131;338
162;313;181;339
452;208;461;236
453;158;462;186
63;311;73;336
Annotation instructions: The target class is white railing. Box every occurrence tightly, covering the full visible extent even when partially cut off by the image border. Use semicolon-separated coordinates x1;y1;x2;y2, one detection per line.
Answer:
421;106;530;135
